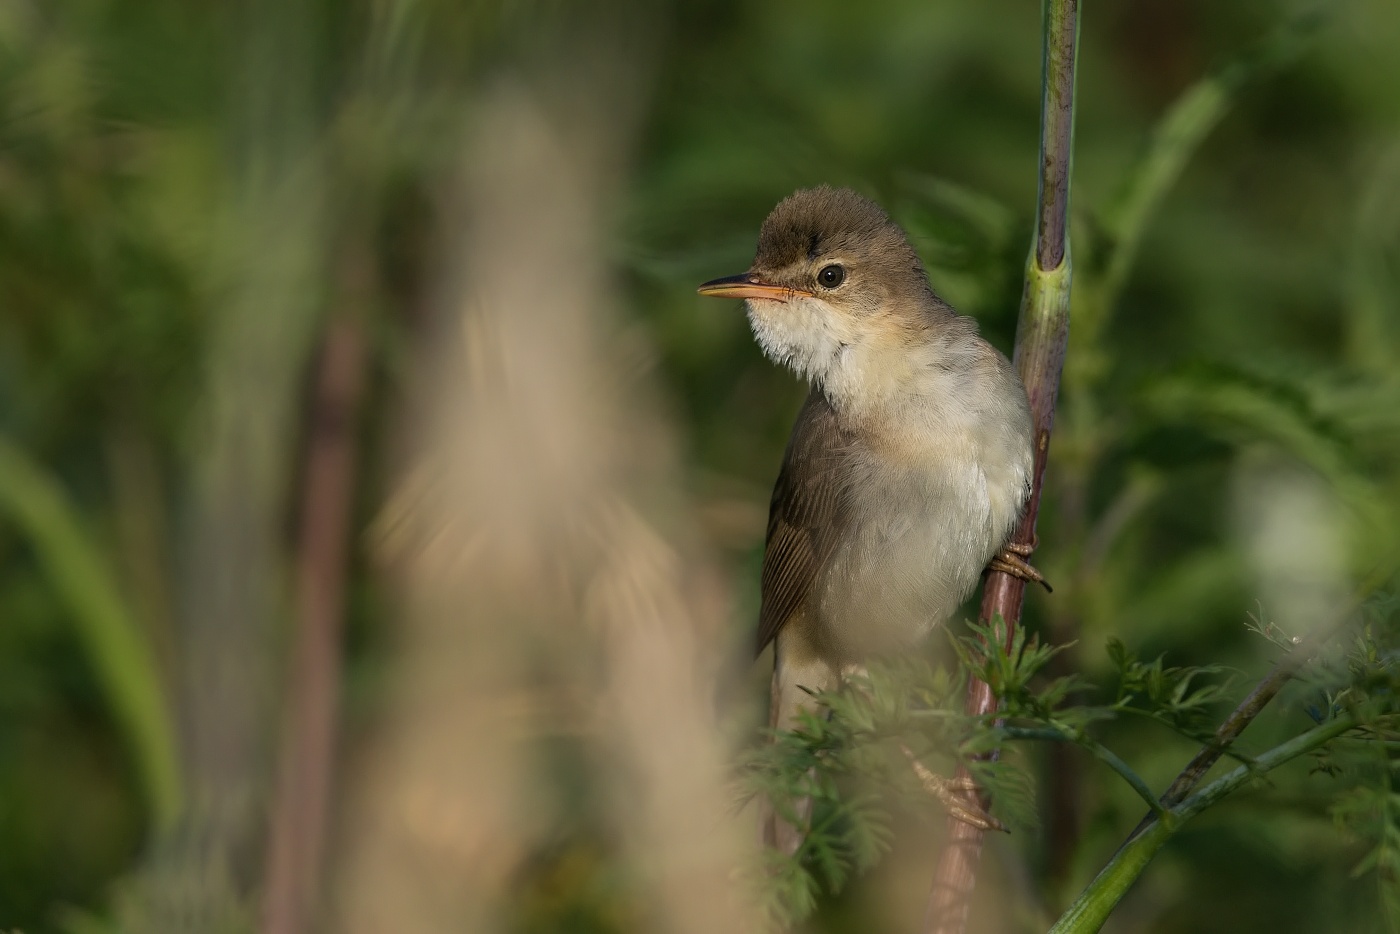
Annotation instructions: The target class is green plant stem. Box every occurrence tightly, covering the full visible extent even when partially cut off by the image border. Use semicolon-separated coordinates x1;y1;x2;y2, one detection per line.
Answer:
1110;707;1256;766
0;438;181;830
1050;710;1367;934
923;1;1080;932
1128;574;1387;841
914;703;1256;769
1000;726;1165;819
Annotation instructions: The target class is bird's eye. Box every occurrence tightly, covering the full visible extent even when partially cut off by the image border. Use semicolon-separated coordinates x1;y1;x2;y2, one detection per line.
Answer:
817;264;845;288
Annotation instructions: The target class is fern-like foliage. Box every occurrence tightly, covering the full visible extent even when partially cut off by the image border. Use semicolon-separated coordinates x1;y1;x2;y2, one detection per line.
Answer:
742;593;1400;929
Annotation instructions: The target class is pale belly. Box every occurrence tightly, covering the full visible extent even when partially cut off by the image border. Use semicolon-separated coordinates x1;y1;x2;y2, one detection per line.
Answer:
812;458;1014;662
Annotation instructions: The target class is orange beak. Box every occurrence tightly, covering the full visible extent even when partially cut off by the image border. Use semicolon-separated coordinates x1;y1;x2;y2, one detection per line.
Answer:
696;273;812;303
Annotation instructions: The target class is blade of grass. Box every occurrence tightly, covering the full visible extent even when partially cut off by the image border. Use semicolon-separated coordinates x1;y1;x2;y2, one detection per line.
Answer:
0;437;181;830
1096;9;1326;318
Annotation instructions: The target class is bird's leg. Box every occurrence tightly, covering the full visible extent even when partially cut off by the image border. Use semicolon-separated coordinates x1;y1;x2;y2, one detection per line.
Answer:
988;538;1052;592
900;745;1008;832
844;668;1007;831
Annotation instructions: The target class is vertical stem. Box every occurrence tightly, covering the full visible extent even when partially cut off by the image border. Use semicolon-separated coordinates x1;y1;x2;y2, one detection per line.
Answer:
1035;0;1081;273
924;1;1080;931
261;310;368;934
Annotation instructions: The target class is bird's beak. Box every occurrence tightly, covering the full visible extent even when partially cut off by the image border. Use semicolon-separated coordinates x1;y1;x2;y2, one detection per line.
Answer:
696;273;812;303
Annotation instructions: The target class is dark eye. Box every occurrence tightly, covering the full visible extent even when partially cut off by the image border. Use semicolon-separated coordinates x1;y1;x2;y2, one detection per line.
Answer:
817;264;845;288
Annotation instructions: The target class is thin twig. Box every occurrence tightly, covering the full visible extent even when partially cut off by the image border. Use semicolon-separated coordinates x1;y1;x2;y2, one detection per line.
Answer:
923;2;1080;931
999;727;1167;820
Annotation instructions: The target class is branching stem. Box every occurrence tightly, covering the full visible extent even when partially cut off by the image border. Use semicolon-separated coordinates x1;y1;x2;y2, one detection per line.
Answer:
1128;580;1383;841
999;726;1166;820
1050;709;1371;933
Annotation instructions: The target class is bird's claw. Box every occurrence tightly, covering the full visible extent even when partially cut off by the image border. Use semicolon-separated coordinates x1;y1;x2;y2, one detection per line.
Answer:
901;746;1008;833
989;541;1052;593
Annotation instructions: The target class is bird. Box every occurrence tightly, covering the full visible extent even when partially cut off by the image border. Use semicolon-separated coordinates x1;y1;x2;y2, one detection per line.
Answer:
697;186;1041;853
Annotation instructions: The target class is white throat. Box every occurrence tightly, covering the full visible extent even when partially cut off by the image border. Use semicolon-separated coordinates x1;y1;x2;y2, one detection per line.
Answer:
745;295;962;420
745;295;852;383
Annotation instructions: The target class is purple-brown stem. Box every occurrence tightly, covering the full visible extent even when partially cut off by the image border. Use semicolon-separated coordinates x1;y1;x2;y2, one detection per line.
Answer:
924;1;1079;930
261;311;367;934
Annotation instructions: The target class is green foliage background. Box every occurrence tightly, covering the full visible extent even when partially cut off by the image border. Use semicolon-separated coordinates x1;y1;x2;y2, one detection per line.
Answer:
1;0;1399;931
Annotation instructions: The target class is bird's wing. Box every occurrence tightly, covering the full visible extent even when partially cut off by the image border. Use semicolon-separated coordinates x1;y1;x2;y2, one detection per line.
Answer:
757;389;852;655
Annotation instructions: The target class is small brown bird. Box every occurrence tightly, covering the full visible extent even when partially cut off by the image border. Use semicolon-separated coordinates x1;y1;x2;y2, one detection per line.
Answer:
698;186;1039;852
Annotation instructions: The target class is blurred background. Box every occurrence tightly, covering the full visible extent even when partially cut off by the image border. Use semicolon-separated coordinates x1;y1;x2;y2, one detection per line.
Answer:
2;0;1399;932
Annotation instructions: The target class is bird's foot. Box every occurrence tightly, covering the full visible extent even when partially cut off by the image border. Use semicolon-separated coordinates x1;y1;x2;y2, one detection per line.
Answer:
900;746;1008;832
988;540;1052;593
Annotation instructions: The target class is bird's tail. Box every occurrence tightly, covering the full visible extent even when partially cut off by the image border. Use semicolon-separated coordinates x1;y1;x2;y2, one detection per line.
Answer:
762;633;839;856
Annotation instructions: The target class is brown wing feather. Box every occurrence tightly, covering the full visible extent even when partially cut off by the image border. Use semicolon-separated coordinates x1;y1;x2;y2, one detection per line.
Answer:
756;390;851;655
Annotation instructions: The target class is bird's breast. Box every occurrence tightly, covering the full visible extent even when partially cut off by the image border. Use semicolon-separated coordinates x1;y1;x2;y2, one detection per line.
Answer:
814;417;1029;661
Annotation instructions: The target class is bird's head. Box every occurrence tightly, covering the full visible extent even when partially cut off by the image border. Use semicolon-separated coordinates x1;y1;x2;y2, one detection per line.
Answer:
698;186;950;407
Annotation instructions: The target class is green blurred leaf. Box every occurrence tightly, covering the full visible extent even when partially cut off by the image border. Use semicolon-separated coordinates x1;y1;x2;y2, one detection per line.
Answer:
0;437;180;831
1140;363;1368;492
